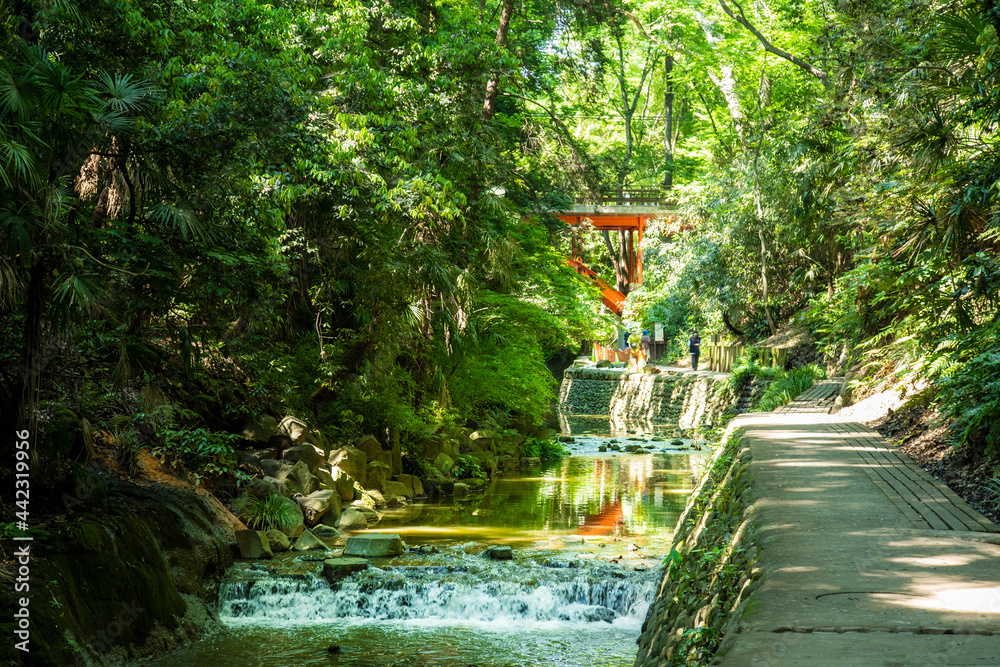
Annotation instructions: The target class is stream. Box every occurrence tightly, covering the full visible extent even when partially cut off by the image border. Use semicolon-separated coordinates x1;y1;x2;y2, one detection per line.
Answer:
151;425;709;667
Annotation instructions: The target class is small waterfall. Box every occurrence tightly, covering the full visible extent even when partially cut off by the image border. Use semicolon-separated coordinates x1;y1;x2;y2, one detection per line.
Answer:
219;558;655;629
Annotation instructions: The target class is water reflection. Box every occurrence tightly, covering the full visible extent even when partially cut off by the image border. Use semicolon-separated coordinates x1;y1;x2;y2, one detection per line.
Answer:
376;452;699;547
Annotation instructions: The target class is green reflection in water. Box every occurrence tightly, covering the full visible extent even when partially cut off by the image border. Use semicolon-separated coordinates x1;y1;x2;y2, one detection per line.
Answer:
150;451;703;667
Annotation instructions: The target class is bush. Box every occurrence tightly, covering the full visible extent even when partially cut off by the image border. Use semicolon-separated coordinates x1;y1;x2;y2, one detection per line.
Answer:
755;364;826;412
452;455;484;480
242;494;296;531
149;427;247;487
521;438;566;464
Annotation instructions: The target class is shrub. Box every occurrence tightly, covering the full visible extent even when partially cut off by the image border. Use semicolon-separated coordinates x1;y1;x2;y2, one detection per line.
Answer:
521;438;566;464
242;494;296;531
452;455;484;480
149;427;247;487
754;364;826;412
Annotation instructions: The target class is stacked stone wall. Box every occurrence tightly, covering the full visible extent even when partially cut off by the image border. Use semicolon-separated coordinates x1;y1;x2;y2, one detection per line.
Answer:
558;368;770;431
633;427;761;666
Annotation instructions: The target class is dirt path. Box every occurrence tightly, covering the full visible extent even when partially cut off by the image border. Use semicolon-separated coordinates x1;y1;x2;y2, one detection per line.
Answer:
715;405;1000;665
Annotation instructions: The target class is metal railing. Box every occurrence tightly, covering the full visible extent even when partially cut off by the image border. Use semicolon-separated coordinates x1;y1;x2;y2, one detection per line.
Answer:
574;189;674;206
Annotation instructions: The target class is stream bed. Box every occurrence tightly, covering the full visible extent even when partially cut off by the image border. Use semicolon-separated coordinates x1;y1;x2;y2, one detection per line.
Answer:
150;428;709;667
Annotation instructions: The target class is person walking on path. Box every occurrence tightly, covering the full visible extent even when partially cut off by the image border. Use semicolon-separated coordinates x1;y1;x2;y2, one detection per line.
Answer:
640;329;651;366
688;329;701;371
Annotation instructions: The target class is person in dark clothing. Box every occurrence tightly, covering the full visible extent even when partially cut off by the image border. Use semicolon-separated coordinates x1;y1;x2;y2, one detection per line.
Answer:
688;330;701;371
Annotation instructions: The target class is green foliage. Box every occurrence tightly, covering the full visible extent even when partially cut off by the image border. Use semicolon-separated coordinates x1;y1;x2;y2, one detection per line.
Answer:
241;494;297;532
755;365;826;413
149;428;247;487
451;455;484;481
520;438;567;464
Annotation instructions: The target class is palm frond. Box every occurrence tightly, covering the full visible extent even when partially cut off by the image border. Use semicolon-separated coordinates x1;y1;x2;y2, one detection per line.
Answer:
148;200;209;241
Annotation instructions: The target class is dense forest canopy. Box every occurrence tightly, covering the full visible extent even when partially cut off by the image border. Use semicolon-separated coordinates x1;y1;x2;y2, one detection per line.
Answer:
2;0;1000;487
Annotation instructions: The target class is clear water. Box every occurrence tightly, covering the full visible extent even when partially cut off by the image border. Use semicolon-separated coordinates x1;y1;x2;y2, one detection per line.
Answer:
150;435;707;667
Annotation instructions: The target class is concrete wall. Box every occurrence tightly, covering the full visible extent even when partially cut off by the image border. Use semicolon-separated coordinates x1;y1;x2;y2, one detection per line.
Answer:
558;368;769;432
633;427;761;666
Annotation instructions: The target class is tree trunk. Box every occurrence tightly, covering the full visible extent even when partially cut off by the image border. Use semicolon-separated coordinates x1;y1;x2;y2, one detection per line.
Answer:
663;54;674;189
481;0;515;122
601;230;631;296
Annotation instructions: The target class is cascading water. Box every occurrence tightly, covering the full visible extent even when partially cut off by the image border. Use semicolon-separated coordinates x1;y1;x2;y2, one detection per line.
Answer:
219;550;654;627
151;433;707;667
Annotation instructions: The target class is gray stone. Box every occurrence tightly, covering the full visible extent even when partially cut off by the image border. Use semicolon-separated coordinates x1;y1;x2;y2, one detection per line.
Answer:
354;435;382;463
275;416;310;444
498;456;519;471
288;460;319;496
453;482;469;496
264;529;291;552
296;489;335;526
247;477;277;500
243;414;278;442
322;558;369;583
329;446;367;485
265;475;300;498
283;444;324;472
384;480;410;498
336;507;368;531
520;456;541;468
314;525;339;538
366;460;391;491
261;459;293;478
292;528;324;551
235;529;273;559
434;452;455;475
485;545;513;560
343;533;404;558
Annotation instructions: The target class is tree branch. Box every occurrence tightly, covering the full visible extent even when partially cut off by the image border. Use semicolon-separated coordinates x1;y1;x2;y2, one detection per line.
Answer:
718;0;829;89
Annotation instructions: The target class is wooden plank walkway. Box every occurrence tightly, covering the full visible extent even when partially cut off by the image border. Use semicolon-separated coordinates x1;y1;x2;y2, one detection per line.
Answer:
826;421;998;533
771;378;843;414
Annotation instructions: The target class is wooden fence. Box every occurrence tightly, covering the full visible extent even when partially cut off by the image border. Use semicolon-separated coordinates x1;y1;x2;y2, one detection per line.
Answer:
589;340;789;373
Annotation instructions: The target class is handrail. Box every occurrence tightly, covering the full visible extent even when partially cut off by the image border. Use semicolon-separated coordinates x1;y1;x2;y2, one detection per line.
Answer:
574;189;675;206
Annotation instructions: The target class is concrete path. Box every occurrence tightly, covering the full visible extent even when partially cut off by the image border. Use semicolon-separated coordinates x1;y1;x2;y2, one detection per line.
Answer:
716;404;1000;665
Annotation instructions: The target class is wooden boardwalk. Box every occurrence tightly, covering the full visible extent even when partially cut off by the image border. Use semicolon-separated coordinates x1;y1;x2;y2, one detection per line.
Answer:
772;378;843;414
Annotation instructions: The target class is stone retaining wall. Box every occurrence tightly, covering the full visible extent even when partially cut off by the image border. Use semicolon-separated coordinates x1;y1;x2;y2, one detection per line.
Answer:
558;368;770;431
633;427;761;667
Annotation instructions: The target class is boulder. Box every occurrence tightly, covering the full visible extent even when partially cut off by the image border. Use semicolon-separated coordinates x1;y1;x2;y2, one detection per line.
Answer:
314;525;339;538
596;359;612;368
261;459;294;479
396;474;424;497
243;414;278;443
326;467;357;503
460;478;486;490
336;508;368;531
322;558;369;583
498;456;519;471
366;461;391;491
598;445;607;452
469;430;496;451
364;489;387;507
275;416;310;444
329;446;368;484
384;480;410;499
433;452;455;476
288;460;319;496
470;450;497;477
283;444;324;473
265;529;291;552
296;489;335;526
484;545;512;561
247;477;277;500
642;365;661;375
276;496;304;538
519;457;541;468
501;433;525;448
343;533;404;558
264;475;300;498
376;451;393;468
453;482;469;496
235;530;273;559
292;529;324;551
355;435;382;462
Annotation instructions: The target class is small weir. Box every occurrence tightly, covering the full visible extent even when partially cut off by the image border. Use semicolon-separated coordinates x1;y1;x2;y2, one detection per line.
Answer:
153;429;710;666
